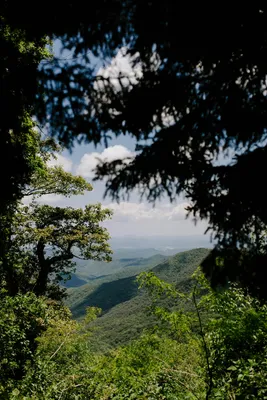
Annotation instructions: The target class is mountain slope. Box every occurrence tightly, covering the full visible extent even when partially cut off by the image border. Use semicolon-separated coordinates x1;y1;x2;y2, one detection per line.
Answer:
66;254;168;315
67;248;210;349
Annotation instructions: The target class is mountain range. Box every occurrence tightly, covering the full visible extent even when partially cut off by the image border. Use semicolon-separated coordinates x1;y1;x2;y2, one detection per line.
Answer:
66;247;210;350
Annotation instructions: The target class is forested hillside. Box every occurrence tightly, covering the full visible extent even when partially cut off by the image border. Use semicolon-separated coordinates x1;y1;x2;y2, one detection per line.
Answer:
67;248;210;348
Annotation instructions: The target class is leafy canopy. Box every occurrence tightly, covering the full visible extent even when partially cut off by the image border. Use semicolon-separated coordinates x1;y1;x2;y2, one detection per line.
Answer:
0;141;112;299
0;18;51;209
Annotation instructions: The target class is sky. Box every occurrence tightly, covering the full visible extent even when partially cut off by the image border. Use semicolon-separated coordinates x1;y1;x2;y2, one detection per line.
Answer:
44;134;208;238
37;41;210;240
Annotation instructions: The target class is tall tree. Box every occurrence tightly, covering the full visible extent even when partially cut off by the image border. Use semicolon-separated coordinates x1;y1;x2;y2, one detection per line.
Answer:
0;142;112;299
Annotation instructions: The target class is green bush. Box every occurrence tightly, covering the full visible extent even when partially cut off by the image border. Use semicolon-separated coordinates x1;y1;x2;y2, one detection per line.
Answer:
0;293;48;395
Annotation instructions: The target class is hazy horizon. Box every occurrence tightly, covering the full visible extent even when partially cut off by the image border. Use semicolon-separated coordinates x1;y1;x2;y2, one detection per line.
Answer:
109;234;214;251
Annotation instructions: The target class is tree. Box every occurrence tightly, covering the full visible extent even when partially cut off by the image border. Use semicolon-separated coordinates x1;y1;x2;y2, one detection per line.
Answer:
0;293;50;388
206;285;267;398
8;202;112;299
0;18;51;210
0;142;112;299
2;5;267;293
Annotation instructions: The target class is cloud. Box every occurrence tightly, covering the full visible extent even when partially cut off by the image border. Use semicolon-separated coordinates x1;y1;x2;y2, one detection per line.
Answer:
76;145;135;178
102;201;209;236
47;154;73;172
105;201;189;222
95;47;143;92
37;194;65;204
22;193;65;206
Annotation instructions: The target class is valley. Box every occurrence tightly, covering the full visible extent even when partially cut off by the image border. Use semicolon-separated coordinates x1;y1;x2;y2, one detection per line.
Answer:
65;247;210;350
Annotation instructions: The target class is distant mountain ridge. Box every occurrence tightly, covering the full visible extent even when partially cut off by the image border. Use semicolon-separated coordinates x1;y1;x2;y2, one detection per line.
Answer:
64;237;212;287
109;235;213;251
64;253;168;287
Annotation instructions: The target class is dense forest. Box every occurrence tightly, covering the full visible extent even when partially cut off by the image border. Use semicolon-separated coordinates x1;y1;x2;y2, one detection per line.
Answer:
1;3;267;399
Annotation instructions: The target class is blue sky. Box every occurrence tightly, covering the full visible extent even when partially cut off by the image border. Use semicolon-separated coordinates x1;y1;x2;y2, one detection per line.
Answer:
41;42;209;239
47;126;209;239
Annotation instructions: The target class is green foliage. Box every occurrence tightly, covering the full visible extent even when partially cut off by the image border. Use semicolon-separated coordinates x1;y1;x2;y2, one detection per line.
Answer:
137;268;267;398
14;327;204;400
205;286;267;398
138;271;178;299
88;334;204;400
0;293;49;395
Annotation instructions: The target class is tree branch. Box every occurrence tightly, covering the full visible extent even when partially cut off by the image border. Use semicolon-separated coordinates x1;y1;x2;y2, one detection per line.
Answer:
23;182;58;197
47;252;73;266
72;253;87;260
46;240;75;266
192;285;213;400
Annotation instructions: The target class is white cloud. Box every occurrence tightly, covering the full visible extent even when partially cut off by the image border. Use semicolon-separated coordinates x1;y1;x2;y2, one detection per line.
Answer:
102;201;209;236
95;47;143;92
22;195;34;206
106;201;189;222
37;194;65;204
47;154;73;172
76;145;135;178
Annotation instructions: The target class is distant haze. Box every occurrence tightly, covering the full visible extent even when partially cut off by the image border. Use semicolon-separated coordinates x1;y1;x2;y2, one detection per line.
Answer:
109;235;214;252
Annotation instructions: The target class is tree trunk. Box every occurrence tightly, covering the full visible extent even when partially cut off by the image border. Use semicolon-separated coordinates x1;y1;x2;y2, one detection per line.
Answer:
0;213;19;296
34;238;73;296
34;238;49;296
